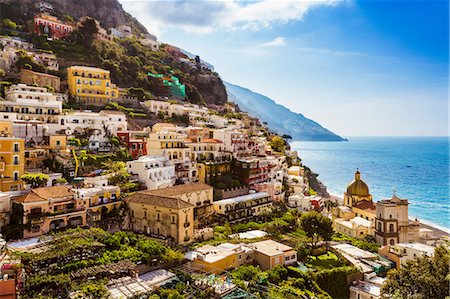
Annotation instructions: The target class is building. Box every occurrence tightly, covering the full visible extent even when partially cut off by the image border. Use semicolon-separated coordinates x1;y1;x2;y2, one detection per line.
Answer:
0;84;63;133
67;66;119;106
233;157;271;186
213;130;251;158
248;240;297;270
146;183;214;227
126;156;175;190
20;69;61;91
117;131;147;159
334;216;374;239
188;243;253;274
73;185;121;226
349;280;382;299
14;186;86;238
32;52;59;71
0;137;24;192
332;171;376;224
253;181;284;202
344;171;373;208
33;13;74;39
374;193;420;246
61;110;127;137
378;242;435;269
146;129;196;183
213;192;273;224
125;191;194;244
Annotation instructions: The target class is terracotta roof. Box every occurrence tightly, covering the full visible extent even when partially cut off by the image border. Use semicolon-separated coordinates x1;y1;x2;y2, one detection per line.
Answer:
125;193;193;209
202;138;222;144
15;186;74;203
353;200;376;212
147;183;213;198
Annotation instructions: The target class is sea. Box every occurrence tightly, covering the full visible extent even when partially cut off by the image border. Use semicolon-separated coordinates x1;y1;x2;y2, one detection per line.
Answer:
291;137;449;231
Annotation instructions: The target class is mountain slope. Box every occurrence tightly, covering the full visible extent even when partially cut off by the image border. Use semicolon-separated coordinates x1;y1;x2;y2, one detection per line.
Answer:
225;82;344;141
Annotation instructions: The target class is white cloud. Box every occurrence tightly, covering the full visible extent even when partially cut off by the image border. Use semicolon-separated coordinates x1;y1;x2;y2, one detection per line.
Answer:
263;37;286;47
119;0;339;34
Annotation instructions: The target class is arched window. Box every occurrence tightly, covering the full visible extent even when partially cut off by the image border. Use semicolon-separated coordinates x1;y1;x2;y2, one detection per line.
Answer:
389;239;395;245
378;222;382;231
389;224;394;232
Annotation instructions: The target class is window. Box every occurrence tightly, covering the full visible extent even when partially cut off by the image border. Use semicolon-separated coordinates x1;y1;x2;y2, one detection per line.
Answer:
13;143;19;152
13;171;19;181
389;224;394;232
157;213;160;221
144;211;147;219
13;155;19;165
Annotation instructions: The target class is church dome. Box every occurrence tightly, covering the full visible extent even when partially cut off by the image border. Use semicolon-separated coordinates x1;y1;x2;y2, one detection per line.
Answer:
346;171;370;197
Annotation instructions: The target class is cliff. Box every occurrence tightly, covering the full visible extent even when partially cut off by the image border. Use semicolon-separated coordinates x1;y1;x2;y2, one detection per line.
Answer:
225;82;344;141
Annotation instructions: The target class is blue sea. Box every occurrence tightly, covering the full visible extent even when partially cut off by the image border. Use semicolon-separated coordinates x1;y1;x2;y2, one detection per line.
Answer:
291;137;449;231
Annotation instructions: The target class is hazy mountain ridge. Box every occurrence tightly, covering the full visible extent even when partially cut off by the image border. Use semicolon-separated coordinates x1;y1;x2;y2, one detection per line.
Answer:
225;82;344;141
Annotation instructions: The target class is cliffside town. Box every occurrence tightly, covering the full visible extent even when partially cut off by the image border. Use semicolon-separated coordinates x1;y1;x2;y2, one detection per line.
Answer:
0;2;447;299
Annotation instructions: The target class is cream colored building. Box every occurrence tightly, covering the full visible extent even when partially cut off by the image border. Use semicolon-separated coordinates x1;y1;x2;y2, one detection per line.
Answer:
126;191;194;244
248;240;297;270
378;242;435;269
0;192;11;227
0;84;63;133
374;194;420;246
334;216;374;239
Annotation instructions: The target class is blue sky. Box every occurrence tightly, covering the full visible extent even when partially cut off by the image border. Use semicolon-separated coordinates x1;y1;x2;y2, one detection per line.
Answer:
120;0;448;137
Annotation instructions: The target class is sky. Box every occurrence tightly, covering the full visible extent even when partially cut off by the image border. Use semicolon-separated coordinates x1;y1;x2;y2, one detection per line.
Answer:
119;0;449;137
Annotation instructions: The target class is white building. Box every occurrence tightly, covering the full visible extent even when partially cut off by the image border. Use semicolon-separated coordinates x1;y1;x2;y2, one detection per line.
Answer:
0;84;63;133
379;242;435;269
60;110;127;137
213;130;251;158
126;156;175;190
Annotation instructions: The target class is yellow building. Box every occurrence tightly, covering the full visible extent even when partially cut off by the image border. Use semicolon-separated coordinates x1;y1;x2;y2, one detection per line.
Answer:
146;183;214;228
190;243;253;274
344;171;373;208
0;137;24;192
48;135;67;150
67;66;119;106
126;191;194;244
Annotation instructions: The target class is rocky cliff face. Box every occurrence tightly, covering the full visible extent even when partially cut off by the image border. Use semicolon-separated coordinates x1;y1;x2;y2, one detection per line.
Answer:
191;73;227;105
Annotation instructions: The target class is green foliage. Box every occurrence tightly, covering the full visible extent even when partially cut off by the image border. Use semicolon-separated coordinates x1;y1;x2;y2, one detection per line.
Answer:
269;135;286;153
332;232;380;253
299;211;333;247
21;173;50;188
382;245;449;299
72;279;109;299
311;266;358;299
267;265;288;284
15;50;46;73
1;19;17;30
305;252;342;270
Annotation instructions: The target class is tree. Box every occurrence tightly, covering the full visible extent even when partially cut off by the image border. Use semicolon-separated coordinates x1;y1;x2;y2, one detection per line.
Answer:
269;136;286;153
1;19;17;31
21;173;49;188
382;245;449;299
299;211;333;248
0;68;5;79
78;17;98;48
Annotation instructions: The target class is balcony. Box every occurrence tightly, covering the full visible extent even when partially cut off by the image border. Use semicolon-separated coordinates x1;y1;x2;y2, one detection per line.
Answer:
89;197;121;208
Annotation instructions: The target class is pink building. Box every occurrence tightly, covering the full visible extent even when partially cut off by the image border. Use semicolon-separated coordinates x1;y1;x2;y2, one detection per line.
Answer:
33;14;73;39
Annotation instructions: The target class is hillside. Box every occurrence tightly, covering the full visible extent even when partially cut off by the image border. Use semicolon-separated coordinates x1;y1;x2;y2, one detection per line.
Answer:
226;82;344;141
0;0;228;106
0;0;149;36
